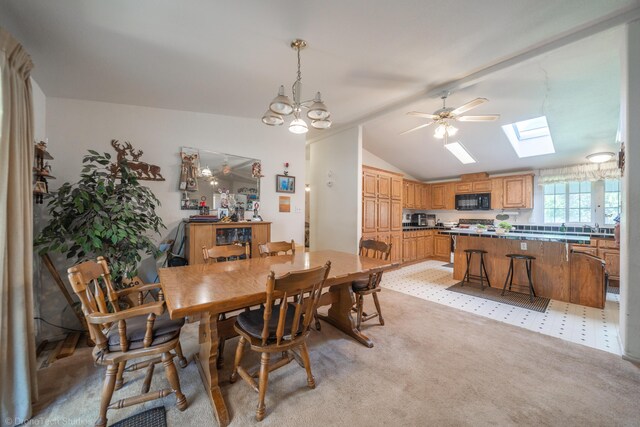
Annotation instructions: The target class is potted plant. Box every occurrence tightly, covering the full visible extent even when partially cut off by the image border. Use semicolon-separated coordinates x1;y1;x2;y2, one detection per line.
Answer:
475;224;487;233
496;221;513;235
35;150;166;287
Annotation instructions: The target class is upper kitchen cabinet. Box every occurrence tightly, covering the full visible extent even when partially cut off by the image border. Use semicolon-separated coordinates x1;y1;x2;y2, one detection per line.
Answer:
404;181;415;208
421;184;431;210
377;174;391;198
391;176;403;200
363;170;377;198
431;182;454;210
502;174;534;209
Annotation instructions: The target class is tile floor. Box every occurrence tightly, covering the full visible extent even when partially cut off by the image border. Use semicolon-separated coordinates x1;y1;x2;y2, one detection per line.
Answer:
381;260;621;355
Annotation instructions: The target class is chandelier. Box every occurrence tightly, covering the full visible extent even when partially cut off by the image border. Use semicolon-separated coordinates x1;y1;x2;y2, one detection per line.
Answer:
262;39;331;134
433;120;458;139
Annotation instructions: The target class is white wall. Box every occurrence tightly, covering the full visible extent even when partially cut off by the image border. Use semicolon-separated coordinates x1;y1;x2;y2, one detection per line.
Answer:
309;126;362;253
362;149;416;179
37;97;305;340
620;19;640;362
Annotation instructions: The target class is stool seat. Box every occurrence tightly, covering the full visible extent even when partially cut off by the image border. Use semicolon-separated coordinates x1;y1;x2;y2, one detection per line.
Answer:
505;254;536;260
462;248;490;290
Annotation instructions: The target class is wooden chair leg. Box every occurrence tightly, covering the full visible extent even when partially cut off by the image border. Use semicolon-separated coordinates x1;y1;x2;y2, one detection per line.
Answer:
95;364;118;427
356;294;364;330
175;341;188;368
299;341;316;389
256;352;270;422
114;362;126;390
161;352;188;411
313;308;322;331
372;292;384;326
230;336;246;383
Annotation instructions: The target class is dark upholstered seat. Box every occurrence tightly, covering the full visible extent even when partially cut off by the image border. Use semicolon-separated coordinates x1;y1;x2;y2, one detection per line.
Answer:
107;313;184;351
505;253;536;260
351;278;370;291
464;249;487;254
236;304;302;341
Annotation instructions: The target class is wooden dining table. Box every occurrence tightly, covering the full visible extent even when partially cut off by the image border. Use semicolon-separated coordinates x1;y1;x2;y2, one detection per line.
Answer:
159;249;397;427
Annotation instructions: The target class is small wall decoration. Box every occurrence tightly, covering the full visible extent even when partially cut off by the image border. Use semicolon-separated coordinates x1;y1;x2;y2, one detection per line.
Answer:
109;140;165;181
251;161;264;178
179;149;199;191
279;196;291;213
34;181;48;194
276;174;295;193
283;162;290;176
618;142;625;177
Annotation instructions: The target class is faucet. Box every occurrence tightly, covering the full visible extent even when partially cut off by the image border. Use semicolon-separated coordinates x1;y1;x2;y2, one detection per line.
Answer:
594;223;600;233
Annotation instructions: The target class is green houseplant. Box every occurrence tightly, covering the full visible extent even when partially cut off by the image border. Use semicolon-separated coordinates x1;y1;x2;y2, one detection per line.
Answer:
35;150;165;287
496;221;513;234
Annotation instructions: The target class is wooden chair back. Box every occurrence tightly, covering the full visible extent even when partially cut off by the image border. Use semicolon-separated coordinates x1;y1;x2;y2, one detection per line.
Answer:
261;261;331;347
67;257;119;344
358;239;392;291
258;240;296;257
202;243;249;263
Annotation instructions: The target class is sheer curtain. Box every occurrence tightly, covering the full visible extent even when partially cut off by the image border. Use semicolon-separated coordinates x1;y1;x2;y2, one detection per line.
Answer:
0;27;37;424
538;160;620;185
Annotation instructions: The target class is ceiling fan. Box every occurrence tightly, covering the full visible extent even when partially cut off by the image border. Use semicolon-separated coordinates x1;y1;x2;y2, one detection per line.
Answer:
401;92;500;137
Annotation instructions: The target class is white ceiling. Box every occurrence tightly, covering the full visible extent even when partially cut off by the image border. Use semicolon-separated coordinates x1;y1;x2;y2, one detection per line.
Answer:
1;0;638;179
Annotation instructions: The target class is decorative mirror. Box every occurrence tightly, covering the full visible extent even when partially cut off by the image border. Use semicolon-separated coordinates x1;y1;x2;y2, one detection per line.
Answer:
180;147;261;220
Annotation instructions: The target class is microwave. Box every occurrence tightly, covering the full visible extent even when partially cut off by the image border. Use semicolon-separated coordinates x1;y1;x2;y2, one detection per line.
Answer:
455;193;491;210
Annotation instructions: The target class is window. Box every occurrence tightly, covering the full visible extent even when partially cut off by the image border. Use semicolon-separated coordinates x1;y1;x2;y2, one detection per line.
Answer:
604;179;621;225
543;181;591;224
501;116;555;158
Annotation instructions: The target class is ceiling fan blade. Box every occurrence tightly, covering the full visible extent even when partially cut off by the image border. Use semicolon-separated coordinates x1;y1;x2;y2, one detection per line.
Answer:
451;98;488;116
407;111;439;120
457;114;500;122
399;122;434;135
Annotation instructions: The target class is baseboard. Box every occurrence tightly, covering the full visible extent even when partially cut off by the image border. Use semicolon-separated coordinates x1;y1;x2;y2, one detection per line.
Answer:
621;351;640;365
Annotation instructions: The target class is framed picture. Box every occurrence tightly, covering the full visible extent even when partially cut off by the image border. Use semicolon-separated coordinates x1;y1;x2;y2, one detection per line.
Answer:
34;181;48;194
276;174;295;193
279;196;291;212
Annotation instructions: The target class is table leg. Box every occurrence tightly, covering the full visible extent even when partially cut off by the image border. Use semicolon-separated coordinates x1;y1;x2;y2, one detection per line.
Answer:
318;283;374;348
196;311;230;427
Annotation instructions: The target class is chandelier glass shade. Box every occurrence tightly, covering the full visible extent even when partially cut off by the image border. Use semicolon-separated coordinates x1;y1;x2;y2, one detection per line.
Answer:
262;39;332;134
434;121;458;139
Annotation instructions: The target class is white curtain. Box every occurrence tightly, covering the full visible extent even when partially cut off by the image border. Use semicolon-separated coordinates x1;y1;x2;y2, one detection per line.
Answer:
0;27;37;424
538;160;620;185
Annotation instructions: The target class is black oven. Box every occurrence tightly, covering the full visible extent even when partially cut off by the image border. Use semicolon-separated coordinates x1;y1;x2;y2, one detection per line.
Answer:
455;193;491;210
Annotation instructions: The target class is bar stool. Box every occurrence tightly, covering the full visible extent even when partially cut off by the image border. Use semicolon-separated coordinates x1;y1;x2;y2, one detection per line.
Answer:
501;254;537;302
462;249;491;290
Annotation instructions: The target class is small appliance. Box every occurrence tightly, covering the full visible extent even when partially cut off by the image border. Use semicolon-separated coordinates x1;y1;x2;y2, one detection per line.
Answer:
455;193;491;210
411;213;427;226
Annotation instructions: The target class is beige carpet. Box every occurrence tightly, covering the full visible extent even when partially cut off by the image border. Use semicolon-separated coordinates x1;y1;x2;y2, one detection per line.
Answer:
33;289;640;426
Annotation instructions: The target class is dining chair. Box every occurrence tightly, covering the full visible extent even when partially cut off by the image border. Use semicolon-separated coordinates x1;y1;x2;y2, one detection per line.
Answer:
67;256;188;427
258;239;295;257
353;239;392;329
202;243;249;263
230;261;331;421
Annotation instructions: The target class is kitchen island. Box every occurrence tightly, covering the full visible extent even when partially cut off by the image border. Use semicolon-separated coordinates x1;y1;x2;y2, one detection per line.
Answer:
440;229;608;307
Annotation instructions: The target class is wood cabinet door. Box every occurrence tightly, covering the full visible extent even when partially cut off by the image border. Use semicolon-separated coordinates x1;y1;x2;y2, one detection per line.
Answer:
402;236;411;262
251;224;270;258
390;233;403;263
416;236;425;259
434;235;451;258
455;182;472;194
601;250;620;279
410;238;417;261
431;184;445;209
363;171;377;198
391;200;402;231
422;184;431;210
407;182;415;208
424;235;434;257
187;224;214;264
491;178;503;210
473;180;492;192
571;245;598;256
377;198;391;232
391;176;403;200
445;183;455;210
414;183;422;209
378;174;391;198
363;197;377;233
503;175;532;208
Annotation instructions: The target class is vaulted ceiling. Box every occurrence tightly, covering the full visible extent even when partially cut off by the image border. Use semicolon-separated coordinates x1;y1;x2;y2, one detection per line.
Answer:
1;0;638;179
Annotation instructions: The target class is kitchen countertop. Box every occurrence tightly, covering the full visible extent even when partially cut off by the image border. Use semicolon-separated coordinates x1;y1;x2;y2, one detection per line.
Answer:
402;226;448;231
439;228;592;244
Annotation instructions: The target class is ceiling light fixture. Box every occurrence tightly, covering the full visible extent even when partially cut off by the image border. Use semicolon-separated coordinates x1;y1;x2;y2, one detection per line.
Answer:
262;39;332;134
586;152;615;163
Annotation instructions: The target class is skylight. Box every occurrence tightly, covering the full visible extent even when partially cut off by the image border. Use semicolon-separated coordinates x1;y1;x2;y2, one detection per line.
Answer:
502;116;555;158
444;141;476;164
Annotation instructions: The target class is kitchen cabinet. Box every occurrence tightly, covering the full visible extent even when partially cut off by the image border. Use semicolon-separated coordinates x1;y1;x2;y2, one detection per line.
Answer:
391;176;403;200
378;175;391;198
391;200;402;231
455;182;473;194
431;184;447;209
377;198;390;232
491;178;503;210
404;181;416;208
421;184;431;210
434;235;451;260
444;183;455;210
363;171;377;198
424;234;434;257
473;180;492;192
600;250;620;281
502;175;533;209
390;233;403;263
414;183;422;209
363;197;377;233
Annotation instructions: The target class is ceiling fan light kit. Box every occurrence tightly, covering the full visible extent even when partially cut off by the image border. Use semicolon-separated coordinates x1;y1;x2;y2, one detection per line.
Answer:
262;39;332;134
